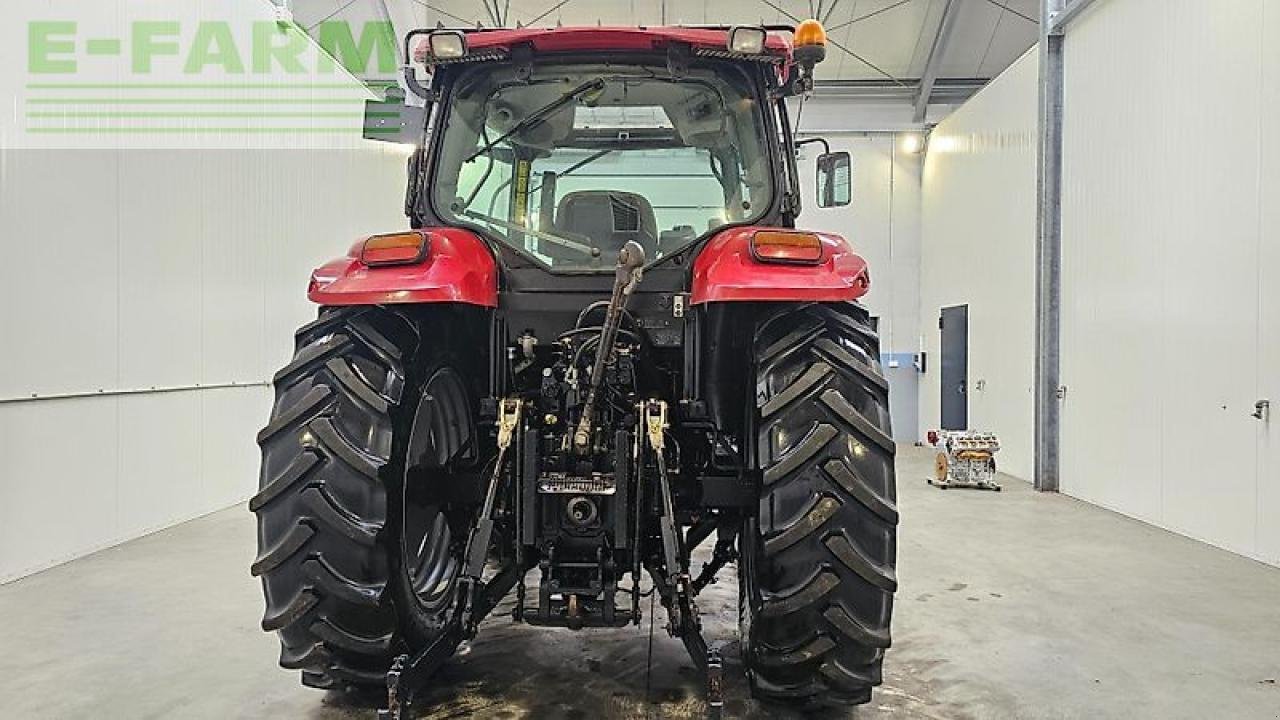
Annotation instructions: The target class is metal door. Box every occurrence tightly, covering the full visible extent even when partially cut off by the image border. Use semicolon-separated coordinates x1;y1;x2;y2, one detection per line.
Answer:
940;305;968;431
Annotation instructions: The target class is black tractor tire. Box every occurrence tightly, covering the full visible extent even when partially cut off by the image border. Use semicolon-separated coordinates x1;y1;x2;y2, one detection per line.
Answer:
251;306;476;690
741;302;899;708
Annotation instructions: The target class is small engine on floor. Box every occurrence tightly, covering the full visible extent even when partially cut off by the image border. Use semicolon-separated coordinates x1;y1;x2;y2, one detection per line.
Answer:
927;430;1002;491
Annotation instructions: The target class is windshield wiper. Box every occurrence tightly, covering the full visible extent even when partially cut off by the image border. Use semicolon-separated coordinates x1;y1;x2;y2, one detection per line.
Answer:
459;209;597;256
465;77;607;164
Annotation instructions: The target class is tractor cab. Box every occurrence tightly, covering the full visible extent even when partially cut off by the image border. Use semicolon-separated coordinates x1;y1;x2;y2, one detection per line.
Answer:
366;23;849;274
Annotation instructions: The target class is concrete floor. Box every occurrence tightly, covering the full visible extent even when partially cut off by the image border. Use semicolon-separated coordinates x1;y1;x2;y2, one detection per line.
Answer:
2;446;1279;719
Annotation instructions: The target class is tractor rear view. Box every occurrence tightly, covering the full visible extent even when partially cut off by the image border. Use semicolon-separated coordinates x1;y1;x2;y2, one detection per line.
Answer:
251;18;897;716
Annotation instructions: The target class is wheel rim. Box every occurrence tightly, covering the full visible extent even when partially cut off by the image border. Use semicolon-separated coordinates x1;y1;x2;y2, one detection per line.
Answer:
403;500;457;609
400;369;471;613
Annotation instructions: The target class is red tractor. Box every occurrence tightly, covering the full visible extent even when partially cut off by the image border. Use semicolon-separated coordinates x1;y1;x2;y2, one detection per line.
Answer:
251;18;897;716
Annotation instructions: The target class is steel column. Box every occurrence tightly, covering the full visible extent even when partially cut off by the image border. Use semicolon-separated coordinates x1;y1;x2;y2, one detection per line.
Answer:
1035;0;1065;492
913;0;964;123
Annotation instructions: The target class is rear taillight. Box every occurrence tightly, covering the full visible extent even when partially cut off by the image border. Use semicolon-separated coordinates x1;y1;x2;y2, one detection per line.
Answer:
750;231;823;264
360;231;429;267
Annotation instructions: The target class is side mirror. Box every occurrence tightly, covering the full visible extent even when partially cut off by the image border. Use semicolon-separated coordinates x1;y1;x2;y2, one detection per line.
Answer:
816;151;851;208
364;87;425;145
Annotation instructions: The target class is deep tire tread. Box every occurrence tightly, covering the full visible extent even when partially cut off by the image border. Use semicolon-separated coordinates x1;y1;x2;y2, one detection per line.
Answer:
279;641;329;669
325;357;390;413
812;337;888;393
294;307;366;347
302;556;384;607
822;459;899;524
307;417;380;479
254;308;410;687
249;450;322;513
762;423;837;485
761;362;831;417
251;521;315;577
763;495;840;557
302;486;382;547
261;588;319;631
273;334;353;387
824;531;897;592
311;618;394;655
823;604;890;648
819;387;895;454
256;385;336;446
760;569;839;618
745;302;898;709
755;634;837;667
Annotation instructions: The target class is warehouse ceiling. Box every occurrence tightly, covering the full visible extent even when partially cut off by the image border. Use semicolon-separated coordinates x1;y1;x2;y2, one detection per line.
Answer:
286;0;1039;106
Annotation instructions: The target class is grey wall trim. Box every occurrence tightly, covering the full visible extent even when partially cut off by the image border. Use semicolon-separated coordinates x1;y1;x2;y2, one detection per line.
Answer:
0;381;271;406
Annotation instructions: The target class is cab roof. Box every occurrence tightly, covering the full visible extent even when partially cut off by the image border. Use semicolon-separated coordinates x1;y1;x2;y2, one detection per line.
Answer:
412;25;793;64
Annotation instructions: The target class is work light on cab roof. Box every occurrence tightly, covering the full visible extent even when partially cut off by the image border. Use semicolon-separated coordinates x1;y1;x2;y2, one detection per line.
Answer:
427;31;467;60
727;26;767;55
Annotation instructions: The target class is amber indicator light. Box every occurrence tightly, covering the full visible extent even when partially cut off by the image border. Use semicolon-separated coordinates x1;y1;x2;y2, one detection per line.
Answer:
751;231;823;264
361;231;430;267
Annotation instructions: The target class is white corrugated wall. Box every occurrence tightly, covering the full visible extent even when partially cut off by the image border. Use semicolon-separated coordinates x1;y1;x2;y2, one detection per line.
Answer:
1060;0;1280;565
920;0;1279;564
0;1;409;582
918;49;1039;481
796;134;923;441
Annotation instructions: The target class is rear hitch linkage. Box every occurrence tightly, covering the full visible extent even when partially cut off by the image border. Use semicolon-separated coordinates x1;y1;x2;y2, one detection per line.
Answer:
377;396;731;720
378;250;729;719
641;399;725;715
377;399;525;720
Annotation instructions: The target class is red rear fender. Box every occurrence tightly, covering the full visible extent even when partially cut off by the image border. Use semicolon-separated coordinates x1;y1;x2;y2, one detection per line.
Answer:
308;227;498;307
690;227;870;305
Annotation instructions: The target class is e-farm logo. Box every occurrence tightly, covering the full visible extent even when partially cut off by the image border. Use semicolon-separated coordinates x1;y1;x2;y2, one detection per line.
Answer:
23;20;397;137
28;20;397;77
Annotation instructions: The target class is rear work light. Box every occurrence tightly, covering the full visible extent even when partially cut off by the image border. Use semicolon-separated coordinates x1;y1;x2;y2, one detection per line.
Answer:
727;26;767;55
750;231;823;264
360;231;429;267
427;31;467;60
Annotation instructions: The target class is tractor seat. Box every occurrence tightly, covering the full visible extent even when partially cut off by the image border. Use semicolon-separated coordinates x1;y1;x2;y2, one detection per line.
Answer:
658;225;697;254
553;191;658;258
